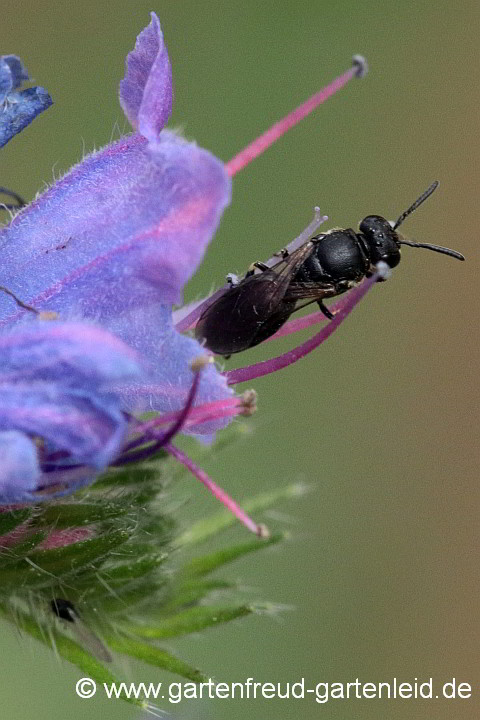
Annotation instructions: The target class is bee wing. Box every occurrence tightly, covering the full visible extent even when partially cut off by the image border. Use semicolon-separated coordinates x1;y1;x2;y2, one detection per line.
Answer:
195;243;314;354
262;240;315;275
283;280;336;302
51;599;112;663
70;618;112;663
195;273;288;354
247;240;318;309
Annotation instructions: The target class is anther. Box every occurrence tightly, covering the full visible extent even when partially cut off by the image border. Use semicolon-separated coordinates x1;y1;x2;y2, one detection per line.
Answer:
352;55;368;79
256;523;270;539
239;389;258;416
190;355;214;372
39;311;59;321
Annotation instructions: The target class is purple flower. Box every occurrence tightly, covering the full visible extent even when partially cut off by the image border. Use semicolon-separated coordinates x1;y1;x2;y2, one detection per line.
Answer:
0;13;232;423
0;54;52;148
0;13;371;532
0;321;141;504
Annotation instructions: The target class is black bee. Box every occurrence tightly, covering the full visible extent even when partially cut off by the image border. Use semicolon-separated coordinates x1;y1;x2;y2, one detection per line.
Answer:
51;597;77;622
195;182;464;356
51;598;112;662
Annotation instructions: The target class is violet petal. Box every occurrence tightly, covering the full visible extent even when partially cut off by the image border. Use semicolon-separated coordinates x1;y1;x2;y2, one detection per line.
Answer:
0;55;29;97
119;12;173;142
0;321;141;386
113;311;232;425
0;55;52;148
0;131;232;421
0;132;230;317
0;430;40;503
0;383;128;468
0;320;142;483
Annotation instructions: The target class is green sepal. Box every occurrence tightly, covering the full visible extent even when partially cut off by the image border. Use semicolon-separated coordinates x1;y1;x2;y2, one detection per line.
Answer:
0;508;32;536
24;528;130;576
105;634;207;682
0;604;143;709
178;482;307;546
161;578;233;613
37;502;126;528
126;604;253;639
183;532;283;578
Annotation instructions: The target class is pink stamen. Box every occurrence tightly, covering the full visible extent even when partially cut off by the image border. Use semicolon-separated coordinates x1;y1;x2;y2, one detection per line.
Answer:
225;57;367;178
225;267;384;385
165;442;268;537
268;308;327;340
133;393;254;436
264;291;358;341
116;359;206;465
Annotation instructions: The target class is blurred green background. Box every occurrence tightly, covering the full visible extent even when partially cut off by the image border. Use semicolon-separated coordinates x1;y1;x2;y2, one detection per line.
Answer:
1;1;478;718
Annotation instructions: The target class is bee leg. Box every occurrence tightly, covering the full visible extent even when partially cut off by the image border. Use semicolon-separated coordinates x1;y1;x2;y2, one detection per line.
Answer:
245;261;269;278
317;300;334;320
226;273;240;286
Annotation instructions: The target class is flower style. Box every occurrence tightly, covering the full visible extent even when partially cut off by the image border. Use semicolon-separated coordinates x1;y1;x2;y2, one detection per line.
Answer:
0;12;374;532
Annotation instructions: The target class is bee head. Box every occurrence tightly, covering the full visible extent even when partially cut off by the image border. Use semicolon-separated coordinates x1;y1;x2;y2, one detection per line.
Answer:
359;215;401;269
359;182;464;275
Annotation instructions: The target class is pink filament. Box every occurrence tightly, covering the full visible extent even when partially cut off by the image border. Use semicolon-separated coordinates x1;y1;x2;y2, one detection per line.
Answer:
265;291;358;341
134;396;247;436
165;442;266;536
226;67;356;178
225;273;379;385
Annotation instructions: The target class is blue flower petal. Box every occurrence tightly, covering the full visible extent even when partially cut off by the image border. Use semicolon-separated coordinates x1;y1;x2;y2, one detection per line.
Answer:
0;55;29;101
0;321;143;504
0;430;40;504
113;307;233;422
0;132;230;317
0;383;128;468
0;132;232;423
0;17;233;438
0;321;141;387
0;55;52;148
119;12;173;142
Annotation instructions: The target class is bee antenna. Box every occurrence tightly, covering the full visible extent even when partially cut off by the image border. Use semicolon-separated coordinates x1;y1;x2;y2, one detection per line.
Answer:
397;239;465;261
393;181;439;230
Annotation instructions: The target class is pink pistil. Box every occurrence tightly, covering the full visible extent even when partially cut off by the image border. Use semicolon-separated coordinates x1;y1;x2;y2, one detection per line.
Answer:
165;442;268;537
226;58;366;178
225;270;381;385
